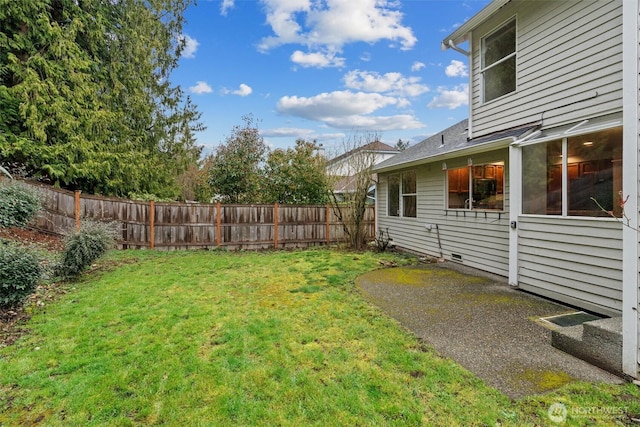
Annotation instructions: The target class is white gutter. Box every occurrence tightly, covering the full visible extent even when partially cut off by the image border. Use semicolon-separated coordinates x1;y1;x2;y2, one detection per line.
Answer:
373;137;515;174
510;114;622;148
441;0;511;47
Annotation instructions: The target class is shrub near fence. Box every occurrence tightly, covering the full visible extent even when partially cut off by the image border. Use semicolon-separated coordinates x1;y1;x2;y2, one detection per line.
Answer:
23;181;375;250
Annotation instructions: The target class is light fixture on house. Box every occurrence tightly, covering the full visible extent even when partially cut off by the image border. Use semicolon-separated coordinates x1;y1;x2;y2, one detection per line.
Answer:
467;158;473;166
442;162;447;170
583;141;594;146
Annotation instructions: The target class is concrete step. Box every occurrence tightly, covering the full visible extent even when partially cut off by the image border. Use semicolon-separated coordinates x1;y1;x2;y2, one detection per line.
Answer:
551;316;622;376
582;317;622;344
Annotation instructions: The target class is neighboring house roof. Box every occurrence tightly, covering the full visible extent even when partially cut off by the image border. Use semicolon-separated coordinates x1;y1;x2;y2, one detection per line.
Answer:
373;119;538;173
326;141;399;167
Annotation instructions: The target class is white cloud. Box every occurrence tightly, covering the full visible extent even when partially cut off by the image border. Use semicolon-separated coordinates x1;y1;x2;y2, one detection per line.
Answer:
189;81;212;94
258;0;416;66
258;0;309;52
411;61;425;72
221;0;234;15
428;84;469;109
233;83;253;96
445;60;468;77
277;91;399;120
276;90;423;131
343;70;429;97
323;114;423;131
260;127;315;138
222;84;253;96
314;132;347;141
179;34;199;59
291;50;345;68
395;97;411;108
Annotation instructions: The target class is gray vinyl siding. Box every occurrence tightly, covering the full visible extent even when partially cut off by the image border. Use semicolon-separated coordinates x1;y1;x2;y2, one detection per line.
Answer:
517;216;622;315
470;0;622;137
377;148;511;277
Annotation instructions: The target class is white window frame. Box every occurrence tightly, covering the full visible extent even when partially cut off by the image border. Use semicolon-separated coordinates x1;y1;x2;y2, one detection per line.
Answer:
520;127;623;218
446;162;505;211
481;16;517;103
387;173;400;217
401;171;417;218
387;171;416;218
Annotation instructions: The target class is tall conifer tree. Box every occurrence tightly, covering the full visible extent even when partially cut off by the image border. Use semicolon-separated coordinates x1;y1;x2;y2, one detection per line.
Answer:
0;0;203;198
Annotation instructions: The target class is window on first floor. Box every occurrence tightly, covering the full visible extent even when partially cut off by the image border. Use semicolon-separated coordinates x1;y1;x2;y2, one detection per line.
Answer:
446;162;505;210
388;171;416;217
522;127;622;217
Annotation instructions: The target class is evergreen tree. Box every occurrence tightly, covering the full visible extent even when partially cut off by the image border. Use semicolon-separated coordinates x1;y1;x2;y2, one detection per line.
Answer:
395;138;410;151
208;115;266;204
262;139;329;204
0;0;203;198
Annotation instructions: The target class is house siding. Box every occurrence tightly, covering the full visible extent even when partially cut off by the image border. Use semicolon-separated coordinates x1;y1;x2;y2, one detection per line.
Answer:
517;216;622;315
470;0;622;137
377;148;511;277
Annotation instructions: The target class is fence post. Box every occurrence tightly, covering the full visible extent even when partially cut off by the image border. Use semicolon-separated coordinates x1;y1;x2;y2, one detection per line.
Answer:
74;190;81;231
326;203;331;245
274;203;279;248
149;200;155;250
216;202;221;247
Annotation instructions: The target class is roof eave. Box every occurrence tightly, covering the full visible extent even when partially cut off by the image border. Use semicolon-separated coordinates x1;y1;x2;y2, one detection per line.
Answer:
373;137;514;174
441;0;512;49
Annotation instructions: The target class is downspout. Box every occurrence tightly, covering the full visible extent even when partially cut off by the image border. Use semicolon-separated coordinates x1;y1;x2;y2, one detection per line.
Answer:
446;38;473;138
447;39;469;56
435;224;444;260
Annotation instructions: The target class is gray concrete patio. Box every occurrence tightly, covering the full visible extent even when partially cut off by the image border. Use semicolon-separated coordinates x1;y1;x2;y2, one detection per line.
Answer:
356;262;623;399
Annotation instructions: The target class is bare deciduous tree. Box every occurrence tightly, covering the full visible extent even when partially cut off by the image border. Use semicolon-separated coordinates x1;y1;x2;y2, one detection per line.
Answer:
328;133;379;250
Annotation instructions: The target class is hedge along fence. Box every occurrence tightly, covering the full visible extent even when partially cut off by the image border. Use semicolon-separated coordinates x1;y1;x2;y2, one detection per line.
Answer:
21;181;375;250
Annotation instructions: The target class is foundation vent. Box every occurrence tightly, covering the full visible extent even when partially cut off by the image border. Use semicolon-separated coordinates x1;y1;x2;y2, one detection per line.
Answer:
451;253;463;262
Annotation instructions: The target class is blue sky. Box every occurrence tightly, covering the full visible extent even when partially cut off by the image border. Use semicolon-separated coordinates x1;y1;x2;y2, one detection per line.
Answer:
172;0;491;156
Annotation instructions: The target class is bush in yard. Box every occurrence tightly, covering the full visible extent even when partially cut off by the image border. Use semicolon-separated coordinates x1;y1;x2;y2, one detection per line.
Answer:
56;221;117;279
0;241;42;308
0;182;42;228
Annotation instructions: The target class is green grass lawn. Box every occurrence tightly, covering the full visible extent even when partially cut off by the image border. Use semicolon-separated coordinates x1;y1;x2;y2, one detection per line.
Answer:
0;249;638;426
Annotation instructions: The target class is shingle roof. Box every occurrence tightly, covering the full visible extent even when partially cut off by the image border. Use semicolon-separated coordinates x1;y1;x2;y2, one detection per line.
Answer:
373;119;538;172
327;140;399;166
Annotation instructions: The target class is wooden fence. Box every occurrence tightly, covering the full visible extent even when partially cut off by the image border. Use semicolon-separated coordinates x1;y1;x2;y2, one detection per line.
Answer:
23;182;375;250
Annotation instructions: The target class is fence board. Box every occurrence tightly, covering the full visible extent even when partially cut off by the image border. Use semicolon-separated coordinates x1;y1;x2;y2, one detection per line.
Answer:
18;181;375;250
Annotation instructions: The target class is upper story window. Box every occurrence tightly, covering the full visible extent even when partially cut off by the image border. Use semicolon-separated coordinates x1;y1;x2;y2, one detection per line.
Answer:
447;162;505;210
481;18;516;102
388;171;417;218
522;127;622;217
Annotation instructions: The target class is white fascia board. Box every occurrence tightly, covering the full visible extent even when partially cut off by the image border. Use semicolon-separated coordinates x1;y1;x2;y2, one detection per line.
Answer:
441;0;511;48
511;114;623;148
374;137;514;174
